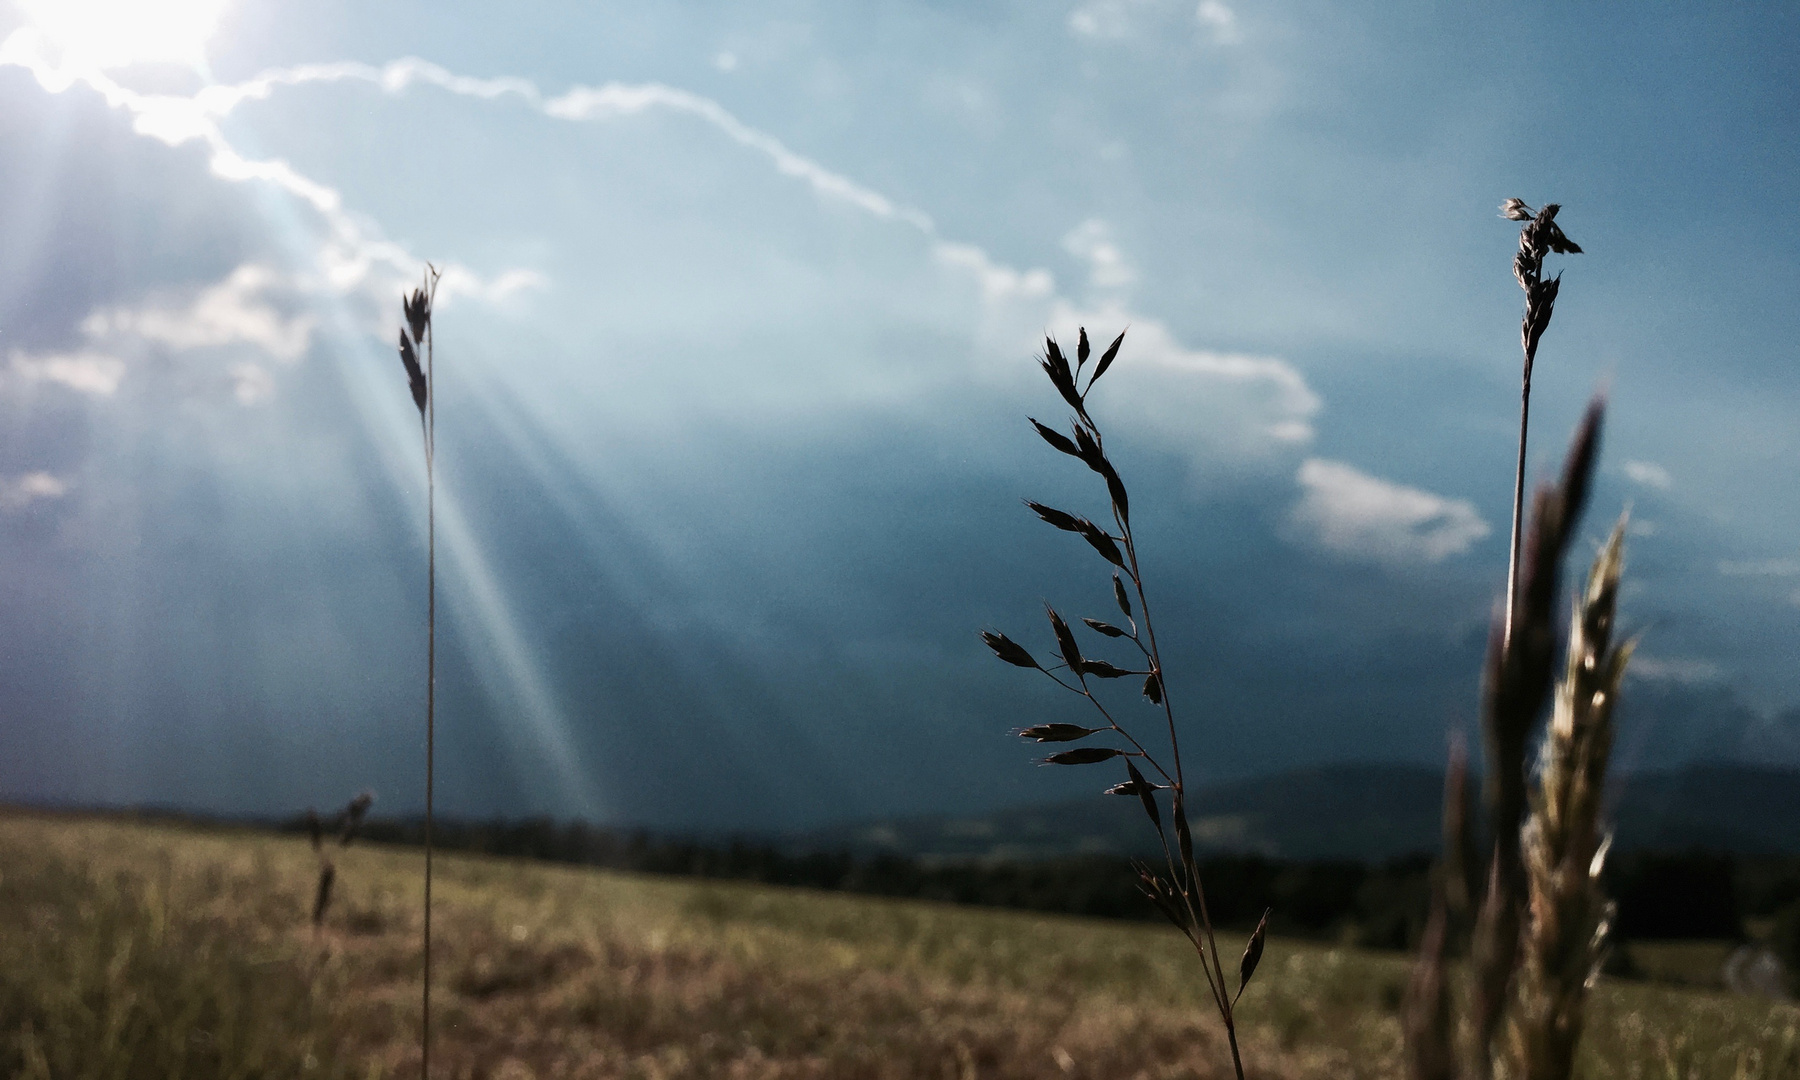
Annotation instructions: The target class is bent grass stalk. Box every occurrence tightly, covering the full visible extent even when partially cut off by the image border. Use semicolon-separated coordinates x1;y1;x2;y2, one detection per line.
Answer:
394;266;439;1078
982;328;1267;1080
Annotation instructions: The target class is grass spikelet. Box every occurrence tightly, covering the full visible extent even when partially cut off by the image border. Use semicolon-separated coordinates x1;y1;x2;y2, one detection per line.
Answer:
1508;517;1634;1079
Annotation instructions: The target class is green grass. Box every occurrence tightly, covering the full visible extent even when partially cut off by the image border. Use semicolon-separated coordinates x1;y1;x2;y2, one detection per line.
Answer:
2;809;1796;1079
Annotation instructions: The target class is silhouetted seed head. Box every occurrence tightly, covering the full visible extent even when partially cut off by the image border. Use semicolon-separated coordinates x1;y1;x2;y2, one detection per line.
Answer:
1134;862;1187;929
1041;746;1123;766
1029;418;1081;459
404;287;431;345
1125;759;1165;837
1077;521;1126;566
1083;617;1128;638
397;329;428;415
1025;500;1083;533
1507;200;1581;376
1072;424;1104;469
1091;329;1126;384
1523;275;1562;366
1077;326;1091;368
1113;573;1132;619
1047;606;1083;672
1045;336;1070;382
1239;908;1271;997
1142;671;1163;705
981;630;1039;669
1079;659;1135;679
1041;338;1085;413
1016;723;1101;742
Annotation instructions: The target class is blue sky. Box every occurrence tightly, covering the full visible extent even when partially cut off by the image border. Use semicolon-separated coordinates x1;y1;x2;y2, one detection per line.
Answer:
0;0;1795;829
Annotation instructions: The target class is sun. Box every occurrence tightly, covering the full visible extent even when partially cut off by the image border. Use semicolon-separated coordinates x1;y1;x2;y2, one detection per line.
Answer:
17;0;233;70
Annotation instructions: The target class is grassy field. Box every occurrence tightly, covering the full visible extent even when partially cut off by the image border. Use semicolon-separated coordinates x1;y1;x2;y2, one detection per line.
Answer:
2;811;1796;1079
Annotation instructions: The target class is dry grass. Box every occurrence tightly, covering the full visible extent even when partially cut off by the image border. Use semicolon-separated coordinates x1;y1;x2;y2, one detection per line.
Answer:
4;810;1796;1080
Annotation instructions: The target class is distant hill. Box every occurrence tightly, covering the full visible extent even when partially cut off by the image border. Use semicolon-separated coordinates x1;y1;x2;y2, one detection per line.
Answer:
791;762;1800;861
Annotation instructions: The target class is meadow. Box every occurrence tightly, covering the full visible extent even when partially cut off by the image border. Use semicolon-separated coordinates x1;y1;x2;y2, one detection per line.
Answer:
3;810;1796;1080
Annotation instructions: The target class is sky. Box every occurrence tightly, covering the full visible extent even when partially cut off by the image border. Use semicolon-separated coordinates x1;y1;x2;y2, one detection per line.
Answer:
0;0;1795;831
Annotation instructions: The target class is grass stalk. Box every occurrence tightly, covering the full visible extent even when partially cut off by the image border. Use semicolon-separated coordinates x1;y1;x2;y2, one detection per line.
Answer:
1405;201;1629;1080
394;266;440;1078
1501;198;1582;648
983;328;1266;1080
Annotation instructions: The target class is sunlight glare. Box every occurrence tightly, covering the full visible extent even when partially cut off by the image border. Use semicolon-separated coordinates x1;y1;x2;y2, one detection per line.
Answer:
17;0;232;70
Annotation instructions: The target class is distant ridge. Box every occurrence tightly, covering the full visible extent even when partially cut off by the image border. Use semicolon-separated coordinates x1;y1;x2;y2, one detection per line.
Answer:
792;762;1800;861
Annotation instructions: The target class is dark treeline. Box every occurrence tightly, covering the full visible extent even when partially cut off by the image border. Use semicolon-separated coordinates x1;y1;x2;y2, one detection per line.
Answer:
275;813;1800;953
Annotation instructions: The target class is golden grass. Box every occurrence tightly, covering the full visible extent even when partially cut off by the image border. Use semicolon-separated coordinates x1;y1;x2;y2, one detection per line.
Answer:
3;810;1796;1079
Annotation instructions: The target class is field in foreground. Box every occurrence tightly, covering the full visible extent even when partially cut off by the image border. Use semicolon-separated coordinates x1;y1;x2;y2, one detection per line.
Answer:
2;811;1797;1079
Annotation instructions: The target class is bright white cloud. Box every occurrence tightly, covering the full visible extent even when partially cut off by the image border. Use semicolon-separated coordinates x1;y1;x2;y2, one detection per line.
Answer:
1056;303;1321;455
1622;459;1673;490
0;40;543;318
1289;458;1489;564
16;0;231;70
0;471;68;510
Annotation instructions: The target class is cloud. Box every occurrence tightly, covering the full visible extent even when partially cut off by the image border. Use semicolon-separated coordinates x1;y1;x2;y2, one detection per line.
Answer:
6;263;315;404
83;264;316;363
9;349;126;396
0;471;68;510
1622;459;1673;490
1628;655;1723;685
2;37;1322;468
0;39;544;317
1050;303;1320;459
1288;459;1489;564
1195;1;1243;44
1062;219;1139;292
